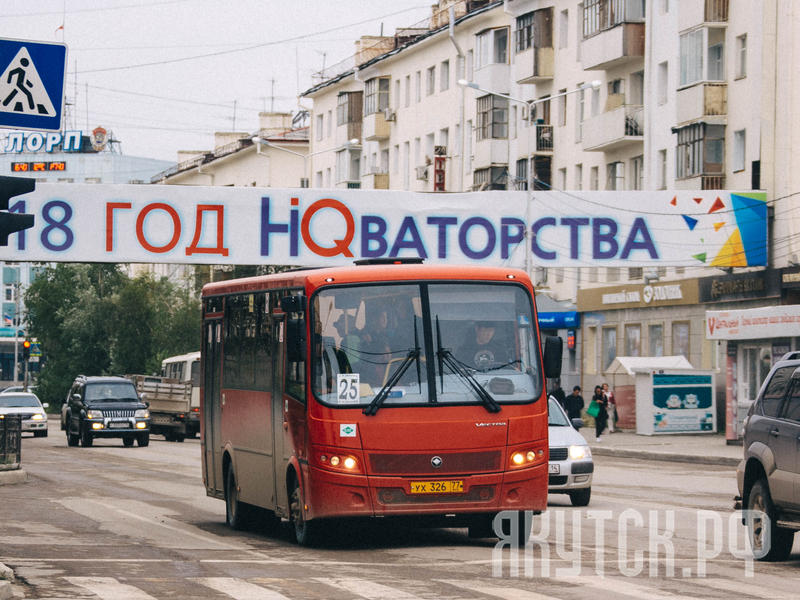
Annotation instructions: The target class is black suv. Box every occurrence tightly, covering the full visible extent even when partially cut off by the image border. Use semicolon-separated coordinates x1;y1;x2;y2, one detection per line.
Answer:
738;352;800;561
65;376;151;448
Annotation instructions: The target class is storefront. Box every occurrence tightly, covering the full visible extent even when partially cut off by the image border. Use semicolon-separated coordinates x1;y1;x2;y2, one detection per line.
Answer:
536;294;580;393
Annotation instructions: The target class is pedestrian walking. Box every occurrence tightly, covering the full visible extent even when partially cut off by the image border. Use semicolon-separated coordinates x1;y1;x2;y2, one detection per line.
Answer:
589;385;608;442
550;384;566;410
603;382;617;433
565;385;585;427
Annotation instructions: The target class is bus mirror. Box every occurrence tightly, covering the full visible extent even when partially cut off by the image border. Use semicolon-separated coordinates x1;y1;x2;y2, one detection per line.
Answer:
543;336;563;379
286;318;307;362
281;295;307;314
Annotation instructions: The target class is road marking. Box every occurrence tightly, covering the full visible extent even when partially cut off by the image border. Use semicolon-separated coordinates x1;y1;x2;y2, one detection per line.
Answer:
560;576;698;600
191;577;293;600
691;577;797;598
438;579;564;599
64;577;158;600
313;577;422;599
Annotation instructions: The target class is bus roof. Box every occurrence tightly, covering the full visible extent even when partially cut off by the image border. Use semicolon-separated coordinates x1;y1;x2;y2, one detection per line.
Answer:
161;351;200;364
201;264;533;298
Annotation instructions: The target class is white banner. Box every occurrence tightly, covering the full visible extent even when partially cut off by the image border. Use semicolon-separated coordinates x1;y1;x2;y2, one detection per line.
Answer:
1;185;768;268
706;305;800;340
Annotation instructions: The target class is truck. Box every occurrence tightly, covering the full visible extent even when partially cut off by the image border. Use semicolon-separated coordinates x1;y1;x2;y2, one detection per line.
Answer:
127;375;192;442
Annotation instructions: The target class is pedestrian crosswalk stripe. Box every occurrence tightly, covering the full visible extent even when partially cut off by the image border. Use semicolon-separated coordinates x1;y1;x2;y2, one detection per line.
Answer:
559;576;698;600
64;577;159;600
0;47;56;116
313;577;423;599
437;579;565;600
191;577;294;600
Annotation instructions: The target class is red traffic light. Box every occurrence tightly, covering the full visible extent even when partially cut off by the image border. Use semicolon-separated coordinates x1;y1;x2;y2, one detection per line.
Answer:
22;340;31;361
22;340;31;349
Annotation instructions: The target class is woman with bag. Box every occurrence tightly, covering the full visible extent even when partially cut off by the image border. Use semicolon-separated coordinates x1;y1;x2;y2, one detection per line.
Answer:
588;385;608;442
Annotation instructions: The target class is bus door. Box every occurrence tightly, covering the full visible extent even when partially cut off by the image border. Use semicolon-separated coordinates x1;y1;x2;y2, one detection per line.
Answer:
204;319;224;497
271;315;290;516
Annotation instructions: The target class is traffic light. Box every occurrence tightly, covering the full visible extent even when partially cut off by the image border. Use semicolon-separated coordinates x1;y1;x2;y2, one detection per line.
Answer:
0;175;35;246
21;340;31;362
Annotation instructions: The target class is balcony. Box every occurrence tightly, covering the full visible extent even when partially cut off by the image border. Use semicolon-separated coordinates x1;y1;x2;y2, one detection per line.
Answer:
679;0;728;30
582;104;643;152
335;121;362;146
532;124;553;153
676;83;727;125
362;172;389;190
363;111;390;142
674;175;726;191
581;22;644;71
473;63;510;95
514;47;554;85
473;138;508;169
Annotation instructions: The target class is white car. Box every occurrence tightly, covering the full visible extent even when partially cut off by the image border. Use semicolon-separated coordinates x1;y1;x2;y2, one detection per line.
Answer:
548;396;593;506
0;392;49;437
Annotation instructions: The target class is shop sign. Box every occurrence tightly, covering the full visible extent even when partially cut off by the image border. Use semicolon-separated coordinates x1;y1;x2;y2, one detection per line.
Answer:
706;304;800;340
577;280;699;312
698;270;780;303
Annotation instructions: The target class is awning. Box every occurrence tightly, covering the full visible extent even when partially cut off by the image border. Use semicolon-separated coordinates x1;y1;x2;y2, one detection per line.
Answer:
537;311;580;328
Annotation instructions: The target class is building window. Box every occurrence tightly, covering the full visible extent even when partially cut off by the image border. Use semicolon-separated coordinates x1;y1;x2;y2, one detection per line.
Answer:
415;71;421;102
590;165;599;190
672;322;690;359
575;164;583;190
680;29;703;86
393;144;400;174
662;0;669;14
602;327;617;371
708;41;725;81
658;62;668;105
474;166;507;191
629;267;643;280
394;79;400;110
380;149;389;174
558;89;567;126
337;92;362;125
583;0;644;39
606;161;624;190
515;9;553;54
559;168;567;190
364;77;390;115
649;324;664;357
403;141;410;189
466;49;474;81
440;60;450;91
556;267;564;283
659;149;667;189
315;114;323;141
559;9;569;48
335;148;360;183
575;85;585;143
404;75;411;107
466;120;473;172
516;158;528;191
587;267;598;283
476;28;508;68
733;130;746;172
736;34;747;78
676;123;725;179
625;324;641;357
426;66;436;96
315;171;323;188
325;167;331;187
632;155;644;190
476;95;509;141
607;267;620;282
326;110;332;137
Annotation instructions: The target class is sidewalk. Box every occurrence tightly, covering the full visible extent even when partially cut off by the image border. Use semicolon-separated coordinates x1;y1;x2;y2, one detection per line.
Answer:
579;429;742;467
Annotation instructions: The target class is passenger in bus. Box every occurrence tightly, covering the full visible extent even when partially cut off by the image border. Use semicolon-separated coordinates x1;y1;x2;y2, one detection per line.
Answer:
333;314;360;373
360;305;391;385
457;321;516;371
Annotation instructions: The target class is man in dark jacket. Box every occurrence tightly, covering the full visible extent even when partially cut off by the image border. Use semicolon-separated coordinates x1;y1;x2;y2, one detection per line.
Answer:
550;384;566;409
564;385;585;425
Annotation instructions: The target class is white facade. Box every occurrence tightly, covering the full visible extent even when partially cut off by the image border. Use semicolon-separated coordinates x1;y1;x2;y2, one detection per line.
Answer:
301;0;800;306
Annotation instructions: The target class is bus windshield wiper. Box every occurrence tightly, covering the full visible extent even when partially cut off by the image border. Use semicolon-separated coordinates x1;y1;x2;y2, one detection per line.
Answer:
435;317;501;414
364;319;422;416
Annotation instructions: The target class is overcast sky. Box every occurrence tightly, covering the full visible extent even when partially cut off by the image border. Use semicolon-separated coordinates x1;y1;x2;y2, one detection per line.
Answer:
0;0;433;162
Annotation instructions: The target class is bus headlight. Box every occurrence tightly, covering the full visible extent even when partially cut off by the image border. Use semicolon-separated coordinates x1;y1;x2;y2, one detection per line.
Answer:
343;457;356;469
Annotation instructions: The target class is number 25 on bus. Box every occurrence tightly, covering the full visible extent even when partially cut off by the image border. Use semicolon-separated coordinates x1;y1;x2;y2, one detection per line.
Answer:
200;261;562;546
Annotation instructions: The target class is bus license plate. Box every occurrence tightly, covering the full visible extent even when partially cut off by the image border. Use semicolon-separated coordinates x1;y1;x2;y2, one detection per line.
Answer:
108;421;129;429
410;480;464;494
549;464;560;474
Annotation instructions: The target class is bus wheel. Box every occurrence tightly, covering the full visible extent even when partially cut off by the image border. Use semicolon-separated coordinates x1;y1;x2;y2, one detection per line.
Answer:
290;479;324;547
226;468;251;531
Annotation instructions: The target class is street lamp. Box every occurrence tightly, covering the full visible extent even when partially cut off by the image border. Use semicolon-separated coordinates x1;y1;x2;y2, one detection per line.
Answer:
457;79;601;278
253;137;360;188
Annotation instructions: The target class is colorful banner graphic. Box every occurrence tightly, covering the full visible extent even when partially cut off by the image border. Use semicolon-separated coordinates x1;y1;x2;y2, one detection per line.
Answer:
652;374;715;434
1;185;768;267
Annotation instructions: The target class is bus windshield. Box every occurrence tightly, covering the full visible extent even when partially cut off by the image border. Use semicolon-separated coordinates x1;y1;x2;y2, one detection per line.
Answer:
312;282;542;409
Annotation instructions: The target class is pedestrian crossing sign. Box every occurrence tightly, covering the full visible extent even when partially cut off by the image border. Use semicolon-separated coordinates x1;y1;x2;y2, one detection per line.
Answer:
0;38;67;132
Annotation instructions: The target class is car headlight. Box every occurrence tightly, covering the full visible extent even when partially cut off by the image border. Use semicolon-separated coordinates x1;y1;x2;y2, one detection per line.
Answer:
31;414;45;420
87;410;104;419
569;445;591;460
135;409;150;418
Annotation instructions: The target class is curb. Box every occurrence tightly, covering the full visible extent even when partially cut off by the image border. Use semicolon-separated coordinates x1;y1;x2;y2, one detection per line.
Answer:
0;470;27;486
590;446;740;467
0;580;11;600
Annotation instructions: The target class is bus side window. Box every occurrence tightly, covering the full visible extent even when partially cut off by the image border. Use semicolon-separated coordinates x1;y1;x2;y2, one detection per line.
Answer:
284;291;306;403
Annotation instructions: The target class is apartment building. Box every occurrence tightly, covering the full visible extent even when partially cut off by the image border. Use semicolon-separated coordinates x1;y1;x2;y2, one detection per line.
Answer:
301;0;800;425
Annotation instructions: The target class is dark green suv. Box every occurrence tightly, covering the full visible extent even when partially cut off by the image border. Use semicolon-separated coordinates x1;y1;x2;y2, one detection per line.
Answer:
65;376;151;448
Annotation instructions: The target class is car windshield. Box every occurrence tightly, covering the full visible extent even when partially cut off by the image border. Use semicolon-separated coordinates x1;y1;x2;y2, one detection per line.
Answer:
85;382;138;401
312;282;542;409
0;394;41;408
548;397;571;426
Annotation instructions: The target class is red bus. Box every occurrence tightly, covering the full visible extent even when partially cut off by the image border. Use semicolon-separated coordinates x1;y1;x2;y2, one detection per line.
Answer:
201;262;562;546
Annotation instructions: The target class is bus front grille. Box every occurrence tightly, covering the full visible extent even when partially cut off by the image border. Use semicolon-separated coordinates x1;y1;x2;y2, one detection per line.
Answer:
368;451;502;475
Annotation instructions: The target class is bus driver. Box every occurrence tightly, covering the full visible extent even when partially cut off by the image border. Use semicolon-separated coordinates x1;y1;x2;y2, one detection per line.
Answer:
457;321;515;371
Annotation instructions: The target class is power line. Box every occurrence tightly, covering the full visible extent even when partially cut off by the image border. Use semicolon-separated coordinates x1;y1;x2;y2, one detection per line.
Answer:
1;0;194;18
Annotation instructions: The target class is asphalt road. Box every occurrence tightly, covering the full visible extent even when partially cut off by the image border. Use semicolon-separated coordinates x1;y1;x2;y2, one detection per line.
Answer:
2;424;799;600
